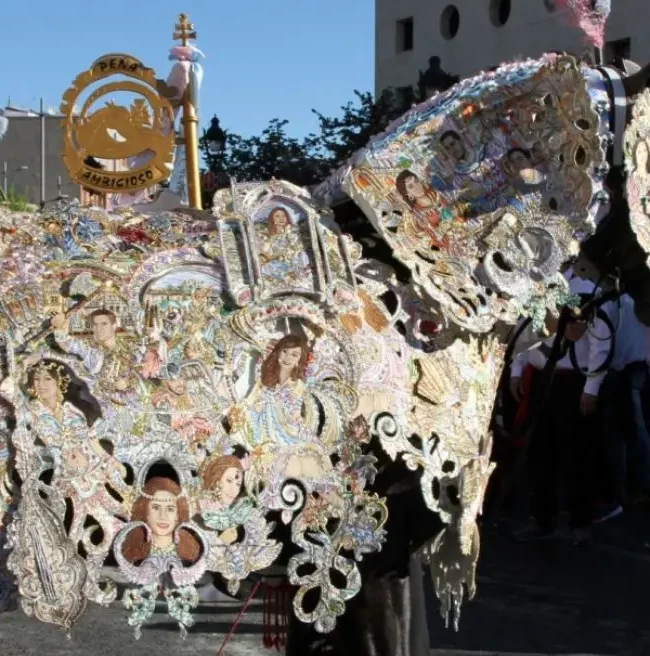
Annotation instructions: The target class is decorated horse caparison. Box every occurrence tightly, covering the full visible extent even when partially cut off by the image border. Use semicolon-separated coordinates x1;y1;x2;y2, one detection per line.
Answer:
2;8;650;656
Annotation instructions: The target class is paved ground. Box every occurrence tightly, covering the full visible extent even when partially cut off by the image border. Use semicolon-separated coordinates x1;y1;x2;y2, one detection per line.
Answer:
428;509;650;656
0;599;266;655
0;509;648;655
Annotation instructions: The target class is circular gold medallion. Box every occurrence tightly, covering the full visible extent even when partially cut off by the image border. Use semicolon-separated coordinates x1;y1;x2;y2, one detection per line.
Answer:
60;53;175;194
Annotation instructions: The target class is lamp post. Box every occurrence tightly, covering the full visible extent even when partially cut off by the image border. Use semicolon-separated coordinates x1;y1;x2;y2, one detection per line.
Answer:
201;115;229;203
204;115;226;158
173;13;202;210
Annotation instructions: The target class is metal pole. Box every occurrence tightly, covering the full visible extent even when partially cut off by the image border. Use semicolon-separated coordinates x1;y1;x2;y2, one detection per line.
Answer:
2;161;6;198
40;98;45;207
174;14;202;210
183;78;202;209
594;47;604;65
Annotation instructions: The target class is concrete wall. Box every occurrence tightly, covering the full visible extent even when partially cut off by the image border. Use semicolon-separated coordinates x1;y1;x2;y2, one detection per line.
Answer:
0;115;79;204
376;0;650;95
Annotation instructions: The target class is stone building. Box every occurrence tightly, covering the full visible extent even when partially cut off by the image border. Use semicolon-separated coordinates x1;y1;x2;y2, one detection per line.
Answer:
0;107;149;207
376;0;647;95
0;107;79;205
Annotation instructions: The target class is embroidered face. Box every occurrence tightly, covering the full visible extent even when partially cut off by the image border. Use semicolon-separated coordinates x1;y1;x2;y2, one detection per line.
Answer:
121;477;200;565
166;377;187;396
261;335;310;387
201;455;245;507
507;148;533;173
91;311;117;346
440;130;466;163
278;346;302;373
395;170;437;210
32;368;59;404
220;467;243;506
402;172;426;202
146;491;179;539
267;207;291;234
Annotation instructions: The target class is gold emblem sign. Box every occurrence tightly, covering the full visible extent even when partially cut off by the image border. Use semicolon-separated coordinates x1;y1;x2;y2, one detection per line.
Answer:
61;54;175;193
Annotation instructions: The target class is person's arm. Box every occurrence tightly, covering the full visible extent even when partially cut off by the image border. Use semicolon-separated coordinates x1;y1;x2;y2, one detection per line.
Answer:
510;352;527;379
51;313;104;375
58;333;104;375
580;310;614;413
509;351;530;402
583;372;606;397
88;435;127;480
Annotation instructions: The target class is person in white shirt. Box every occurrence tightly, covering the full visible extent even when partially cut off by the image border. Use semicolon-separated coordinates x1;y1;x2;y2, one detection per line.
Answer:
509;275;611;545
592;294;650;506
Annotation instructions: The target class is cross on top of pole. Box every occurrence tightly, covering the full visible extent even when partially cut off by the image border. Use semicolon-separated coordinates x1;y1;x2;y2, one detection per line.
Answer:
173;13;196;46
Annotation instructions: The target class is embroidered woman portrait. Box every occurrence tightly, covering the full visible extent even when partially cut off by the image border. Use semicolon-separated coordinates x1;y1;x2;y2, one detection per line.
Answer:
121;476;201;564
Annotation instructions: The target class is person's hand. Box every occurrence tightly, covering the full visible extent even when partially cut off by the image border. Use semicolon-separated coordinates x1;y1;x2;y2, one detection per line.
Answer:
220;527;238;545
51;312;68;332
580;393;598;416
22;353;41;368
509;376;523;402
0;376;15;398
544;311;559;335
565;321;587;342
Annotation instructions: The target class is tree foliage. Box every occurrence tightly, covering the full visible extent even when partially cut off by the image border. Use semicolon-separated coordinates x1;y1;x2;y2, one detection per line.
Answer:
200;86;419;189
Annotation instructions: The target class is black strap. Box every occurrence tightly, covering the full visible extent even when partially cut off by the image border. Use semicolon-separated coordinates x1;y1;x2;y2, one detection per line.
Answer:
568;307;617;375
576;287;620;320
503;317;533;367
596;66;628;168
488;307;572;522
503;287;619;366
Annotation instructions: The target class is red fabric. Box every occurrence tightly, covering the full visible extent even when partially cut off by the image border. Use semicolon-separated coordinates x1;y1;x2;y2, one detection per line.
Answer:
116;226;154;245
512;364;536;448
215;577;293;654
262;580;291;651
512;363;579;447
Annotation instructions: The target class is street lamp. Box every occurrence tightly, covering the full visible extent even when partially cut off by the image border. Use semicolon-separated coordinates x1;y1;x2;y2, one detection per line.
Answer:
204;115;226;156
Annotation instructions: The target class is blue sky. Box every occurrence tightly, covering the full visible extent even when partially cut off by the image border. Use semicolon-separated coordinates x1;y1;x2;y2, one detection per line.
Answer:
1;0;374;138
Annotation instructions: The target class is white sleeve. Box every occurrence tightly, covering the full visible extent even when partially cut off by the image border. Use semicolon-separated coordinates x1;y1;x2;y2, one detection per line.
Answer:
53;331;104;375
584;372;606;396
583;307;614;395
510;352;528;378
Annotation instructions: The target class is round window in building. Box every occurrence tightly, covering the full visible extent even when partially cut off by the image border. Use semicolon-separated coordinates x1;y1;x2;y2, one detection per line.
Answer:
440;5;460;40
489;0;511;26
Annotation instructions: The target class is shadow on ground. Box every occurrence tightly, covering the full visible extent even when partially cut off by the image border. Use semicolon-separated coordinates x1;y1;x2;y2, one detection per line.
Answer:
425;509;650;656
